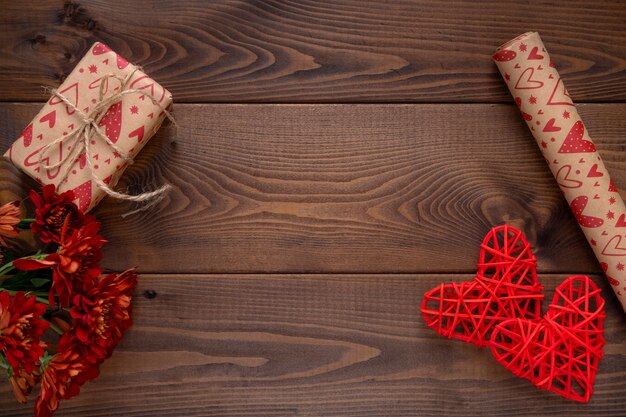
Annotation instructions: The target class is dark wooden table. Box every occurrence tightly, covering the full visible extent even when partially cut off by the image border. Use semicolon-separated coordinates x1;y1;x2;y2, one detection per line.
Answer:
2;1;626;416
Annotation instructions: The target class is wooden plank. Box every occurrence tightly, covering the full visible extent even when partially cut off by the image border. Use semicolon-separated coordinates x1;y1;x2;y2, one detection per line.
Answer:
2;103;626;274
2;1;626;103
1;273;625;416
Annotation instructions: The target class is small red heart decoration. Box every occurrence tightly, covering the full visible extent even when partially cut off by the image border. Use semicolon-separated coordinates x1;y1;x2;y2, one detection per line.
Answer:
527;46;544;60
421;226;544;347
92;43;113;55
490;276;605;402
570;196;604;228
542;118;561;132
493;50;516;62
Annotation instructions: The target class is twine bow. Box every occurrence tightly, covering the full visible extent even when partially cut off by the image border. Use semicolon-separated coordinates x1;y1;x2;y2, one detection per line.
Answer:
38;67;176;214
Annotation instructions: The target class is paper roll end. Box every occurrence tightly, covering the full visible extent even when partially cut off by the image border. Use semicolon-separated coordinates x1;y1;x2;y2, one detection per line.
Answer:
492;32;544;63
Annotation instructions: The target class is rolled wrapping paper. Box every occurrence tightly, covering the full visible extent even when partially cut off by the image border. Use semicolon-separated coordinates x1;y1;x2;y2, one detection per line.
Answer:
493;32;626;313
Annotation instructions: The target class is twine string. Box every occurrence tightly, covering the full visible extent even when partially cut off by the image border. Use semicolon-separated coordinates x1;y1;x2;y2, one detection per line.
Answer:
37;67;177;210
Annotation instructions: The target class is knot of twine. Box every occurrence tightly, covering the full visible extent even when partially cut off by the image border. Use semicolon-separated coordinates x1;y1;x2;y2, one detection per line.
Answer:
38;67;176;215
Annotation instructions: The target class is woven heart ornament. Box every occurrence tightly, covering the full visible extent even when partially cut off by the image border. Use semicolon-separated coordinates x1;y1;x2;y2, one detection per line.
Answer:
490;276;605;402
421;225;544;347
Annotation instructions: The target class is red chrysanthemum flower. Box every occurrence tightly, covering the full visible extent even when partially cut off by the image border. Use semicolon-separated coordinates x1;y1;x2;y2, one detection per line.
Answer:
14;221;107;308
0;291;49;374
30;185;94;245
0;200;21;247
9;367;40;404
69;269;138;363
34;335;99;417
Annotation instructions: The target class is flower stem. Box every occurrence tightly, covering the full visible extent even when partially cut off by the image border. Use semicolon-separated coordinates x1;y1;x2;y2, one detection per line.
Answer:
0;262;15;276
0;253;49;276
17;218;35;229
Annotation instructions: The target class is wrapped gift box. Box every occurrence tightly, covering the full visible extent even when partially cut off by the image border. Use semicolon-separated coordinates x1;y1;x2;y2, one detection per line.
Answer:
4;42;173;212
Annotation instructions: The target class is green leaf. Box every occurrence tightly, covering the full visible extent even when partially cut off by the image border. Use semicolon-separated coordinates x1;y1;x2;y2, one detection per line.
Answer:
30;278;50;288
1;269;53;291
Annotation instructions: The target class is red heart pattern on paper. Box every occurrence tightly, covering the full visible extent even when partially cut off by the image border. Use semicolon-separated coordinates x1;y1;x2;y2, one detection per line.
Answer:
527;46;544;60
542;118;560;132
129;126;145;142
514;67;544;90
92;42;130;70
49;82;79;115
493;50;516;62
587;164;603;178
92;43;113;55
116;55;129;70
601;235;626;257
559;121;596;154
39;110;56;128
77;153;87;170
547;77;574;107
421;225;544;347
490;276;605;403
98;102;123;143
570;196;604;228
555;165;582;189
23;143;63;180
130;75;166;103
18;123;33;147
71;180;93;213
89;76;109;95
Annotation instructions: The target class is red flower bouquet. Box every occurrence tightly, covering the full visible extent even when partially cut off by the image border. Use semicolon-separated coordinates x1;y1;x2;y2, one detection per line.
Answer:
0;185;138;417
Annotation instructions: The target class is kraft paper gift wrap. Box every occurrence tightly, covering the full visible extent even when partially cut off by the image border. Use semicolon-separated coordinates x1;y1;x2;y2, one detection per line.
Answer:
4;42;173;213
493;31;626;313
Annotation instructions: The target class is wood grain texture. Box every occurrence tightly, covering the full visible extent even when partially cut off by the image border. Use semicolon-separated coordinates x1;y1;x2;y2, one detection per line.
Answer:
2;0;626;103
1;273;625;417
3;103;626;274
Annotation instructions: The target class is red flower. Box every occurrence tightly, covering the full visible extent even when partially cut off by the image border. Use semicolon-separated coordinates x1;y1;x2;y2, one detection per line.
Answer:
14;222;106;308
30;185;93;244
0;200;21;247
0;291;49;374
69;269;138;363
34;335;99;417
9;367;40;404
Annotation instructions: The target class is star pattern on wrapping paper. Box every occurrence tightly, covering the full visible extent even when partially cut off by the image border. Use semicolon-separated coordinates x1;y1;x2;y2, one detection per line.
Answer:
519;43;527;52
618;263;625;271
130;105;139;115
607;210;615;220
590;239;597;246
505;73;510;81
529;95;537;104
563;110;570;119
541;140;548;149
88;64;98;74
609;196;616;205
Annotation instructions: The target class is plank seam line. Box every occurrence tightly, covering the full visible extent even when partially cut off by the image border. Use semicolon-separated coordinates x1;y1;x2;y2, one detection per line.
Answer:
124;272;603;277
0;101;622;106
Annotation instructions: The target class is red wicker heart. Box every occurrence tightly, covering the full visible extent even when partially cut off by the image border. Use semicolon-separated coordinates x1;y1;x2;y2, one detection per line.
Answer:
490;275;605;402
421;225;544;347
